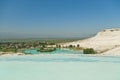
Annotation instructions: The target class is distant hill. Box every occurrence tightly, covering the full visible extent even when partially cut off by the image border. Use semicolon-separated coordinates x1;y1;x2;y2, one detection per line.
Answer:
0;32;94;39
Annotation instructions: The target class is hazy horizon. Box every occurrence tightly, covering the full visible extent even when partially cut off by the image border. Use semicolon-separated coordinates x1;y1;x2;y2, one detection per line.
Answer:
1;0;120;38
0;31;95;39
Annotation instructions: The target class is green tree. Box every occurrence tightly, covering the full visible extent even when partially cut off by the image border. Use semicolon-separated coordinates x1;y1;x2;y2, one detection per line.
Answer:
69;45;73;48
83;48;96;54
77;44;80;48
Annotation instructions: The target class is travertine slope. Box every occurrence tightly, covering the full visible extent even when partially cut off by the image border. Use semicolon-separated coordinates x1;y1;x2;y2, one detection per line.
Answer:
62;28;120;54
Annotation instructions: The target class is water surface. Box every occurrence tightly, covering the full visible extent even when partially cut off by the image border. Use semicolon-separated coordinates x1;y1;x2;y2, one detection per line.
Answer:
24;48;83;54
0;52;120;80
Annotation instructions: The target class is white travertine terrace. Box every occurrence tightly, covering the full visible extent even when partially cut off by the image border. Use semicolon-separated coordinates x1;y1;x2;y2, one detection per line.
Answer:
62;28;120;55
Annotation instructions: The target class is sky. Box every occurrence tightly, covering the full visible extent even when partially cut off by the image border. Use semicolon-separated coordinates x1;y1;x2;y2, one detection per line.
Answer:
0;0;120;38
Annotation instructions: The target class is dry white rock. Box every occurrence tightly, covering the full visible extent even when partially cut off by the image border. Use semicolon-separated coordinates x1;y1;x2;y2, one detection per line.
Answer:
62;28;120;55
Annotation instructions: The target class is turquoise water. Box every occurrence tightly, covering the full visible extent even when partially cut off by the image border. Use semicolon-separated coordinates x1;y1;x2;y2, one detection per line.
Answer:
0;50;120;80
24;48;83;54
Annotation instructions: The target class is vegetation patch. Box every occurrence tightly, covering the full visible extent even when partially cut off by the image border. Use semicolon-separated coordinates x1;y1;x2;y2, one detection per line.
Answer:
83;48;96;54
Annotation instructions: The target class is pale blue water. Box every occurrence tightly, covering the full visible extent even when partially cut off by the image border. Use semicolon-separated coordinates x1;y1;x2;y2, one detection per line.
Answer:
0;50;120;80
24;48;83;54
0;55;120;63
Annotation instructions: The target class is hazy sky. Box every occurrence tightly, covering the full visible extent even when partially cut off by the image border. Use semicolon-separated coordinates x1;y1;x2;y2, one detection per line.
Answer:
0;0;120;38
